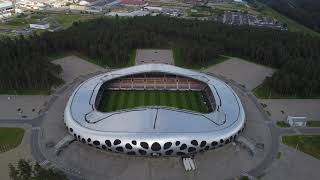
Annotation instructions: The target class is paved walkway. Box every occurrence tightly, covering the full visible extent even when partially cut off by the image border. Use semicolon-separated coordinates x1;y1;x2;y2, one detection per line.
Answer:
0;124;33;180
0;70;319;180
204;57;275;90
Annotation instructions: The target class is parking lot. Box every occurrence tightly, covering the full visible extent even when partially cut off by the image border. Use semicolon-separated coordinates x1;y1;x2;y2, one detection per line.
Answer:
135;49;174;65
205;57;275;90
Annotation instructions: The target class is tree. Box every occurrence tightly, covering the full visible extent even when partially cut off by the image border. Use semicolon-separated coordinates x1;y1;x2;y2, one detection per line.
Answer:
8;159;68;180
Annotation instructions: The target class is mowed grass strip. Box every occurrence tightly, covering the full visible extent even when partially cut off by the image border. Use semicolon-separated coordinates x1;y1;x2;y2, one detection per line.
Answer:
99;90;210;113
0;128;24;153
282;135;320;160
159;91;167;106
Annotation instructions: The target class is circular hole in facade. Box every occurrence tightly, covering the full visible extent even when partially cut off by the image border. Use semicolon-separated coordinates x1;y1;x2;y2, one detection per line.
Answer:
127;151;136;155
139;149;147;155
105;140;111;147
204;146;210;151
175;141;180;146
180;144;187;150
191;140;198;146
93;140;100;146
140;142;149;149
151;142;161;151
200;141;206;147
102;145;106;149
69;128;73;132
211;141;218;147
114;139;121;145
225;139;230;144
188;147;196;152
132;140;137;145
164;142;172;150
125;143;133;149
81;138;86;143
116;147;123;152
87;138;91;142
220;139;224;144
165;150;173;155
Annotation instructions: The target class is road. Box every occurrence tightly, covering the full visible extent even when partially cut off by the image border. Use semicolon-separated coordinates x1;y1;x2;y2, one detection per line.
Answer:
0;71;320;179
205;72;320;178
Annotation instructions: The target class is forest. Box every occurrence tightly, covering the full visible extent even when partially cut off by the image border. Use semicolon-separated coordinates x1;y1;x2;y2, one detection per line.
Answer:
255;0;320;33
0;16;320;96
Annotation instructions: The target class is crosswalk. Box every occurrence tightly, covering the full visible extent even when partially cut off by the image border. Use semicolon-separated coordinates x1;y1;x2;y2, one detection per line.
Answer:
32;126;40;130
182;157;196;171
39;159;50;166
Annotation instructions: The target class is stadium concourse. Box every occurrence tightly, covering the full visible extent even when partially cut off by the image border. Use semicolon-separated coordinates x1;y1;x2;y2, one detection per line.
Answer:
1;55;280;180
64;64;246;157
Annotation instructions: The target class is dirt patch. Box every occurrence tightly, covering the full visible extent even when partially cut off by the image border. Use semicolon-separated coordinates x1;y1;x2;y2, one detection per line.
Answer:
135;49;174;65
52;55;105;83
205;57;275;90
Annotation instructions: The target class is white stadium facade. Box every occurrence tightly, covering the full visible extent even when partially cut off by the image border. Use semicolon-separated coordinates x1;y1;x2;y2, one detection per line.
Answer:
64;64;246;156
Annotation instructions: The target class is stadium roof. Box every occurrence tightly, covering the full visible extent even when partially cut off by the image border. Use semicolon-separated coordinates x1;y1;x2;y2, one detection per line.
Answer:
65;64;244;136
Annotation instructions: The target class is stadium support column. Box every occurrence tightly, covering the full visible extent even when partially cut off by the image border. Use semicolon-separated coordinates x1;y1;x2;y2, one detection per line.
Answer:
176;79;179;90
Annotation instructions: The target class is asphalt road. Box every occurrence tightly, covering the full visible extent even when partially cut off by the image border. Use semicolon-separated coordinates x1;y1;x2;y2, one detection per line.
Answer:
0;71;320;179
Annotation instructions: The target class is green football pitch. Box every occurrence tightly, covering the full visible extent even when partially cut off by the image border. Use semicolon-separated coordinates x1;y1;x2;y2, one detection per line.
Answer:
98;90;211;113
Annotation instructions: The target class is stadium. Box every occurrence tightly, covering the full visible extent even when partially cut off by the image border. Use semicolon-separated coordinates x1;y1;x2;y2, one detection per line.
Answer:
64;64;246;156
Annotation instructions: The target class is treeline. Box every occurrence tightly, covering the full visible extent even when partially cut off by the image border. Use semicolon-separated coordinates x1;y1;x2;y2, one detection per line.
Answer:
0;16;320;96
0;36;62;93
255;0;320;32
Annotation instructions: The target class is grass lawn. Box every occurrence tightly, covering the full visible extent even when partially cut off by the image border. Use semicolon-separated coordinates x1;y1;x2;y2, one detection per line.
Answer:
276;121;290;128
53;14;96;28
98;90;211;113
253;83;320;99
173;48;227;69
307;121;320;128
256;4;320;37
0;128;25;153
282;135;320;160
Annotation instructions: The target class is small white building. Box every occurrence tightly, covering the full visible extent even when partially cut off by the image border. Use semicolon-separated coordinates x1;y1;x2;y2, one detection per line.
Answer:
0;0;14;18
30;22;50;30
287;116;307;127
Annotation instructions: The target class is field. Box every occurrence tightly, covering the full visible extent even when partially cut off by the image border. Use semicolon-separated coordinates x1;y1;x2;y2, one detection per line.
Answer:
282;135;320;160
98;90;211;113
0;128;24;153
307;121;320;128
255;2;320;37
